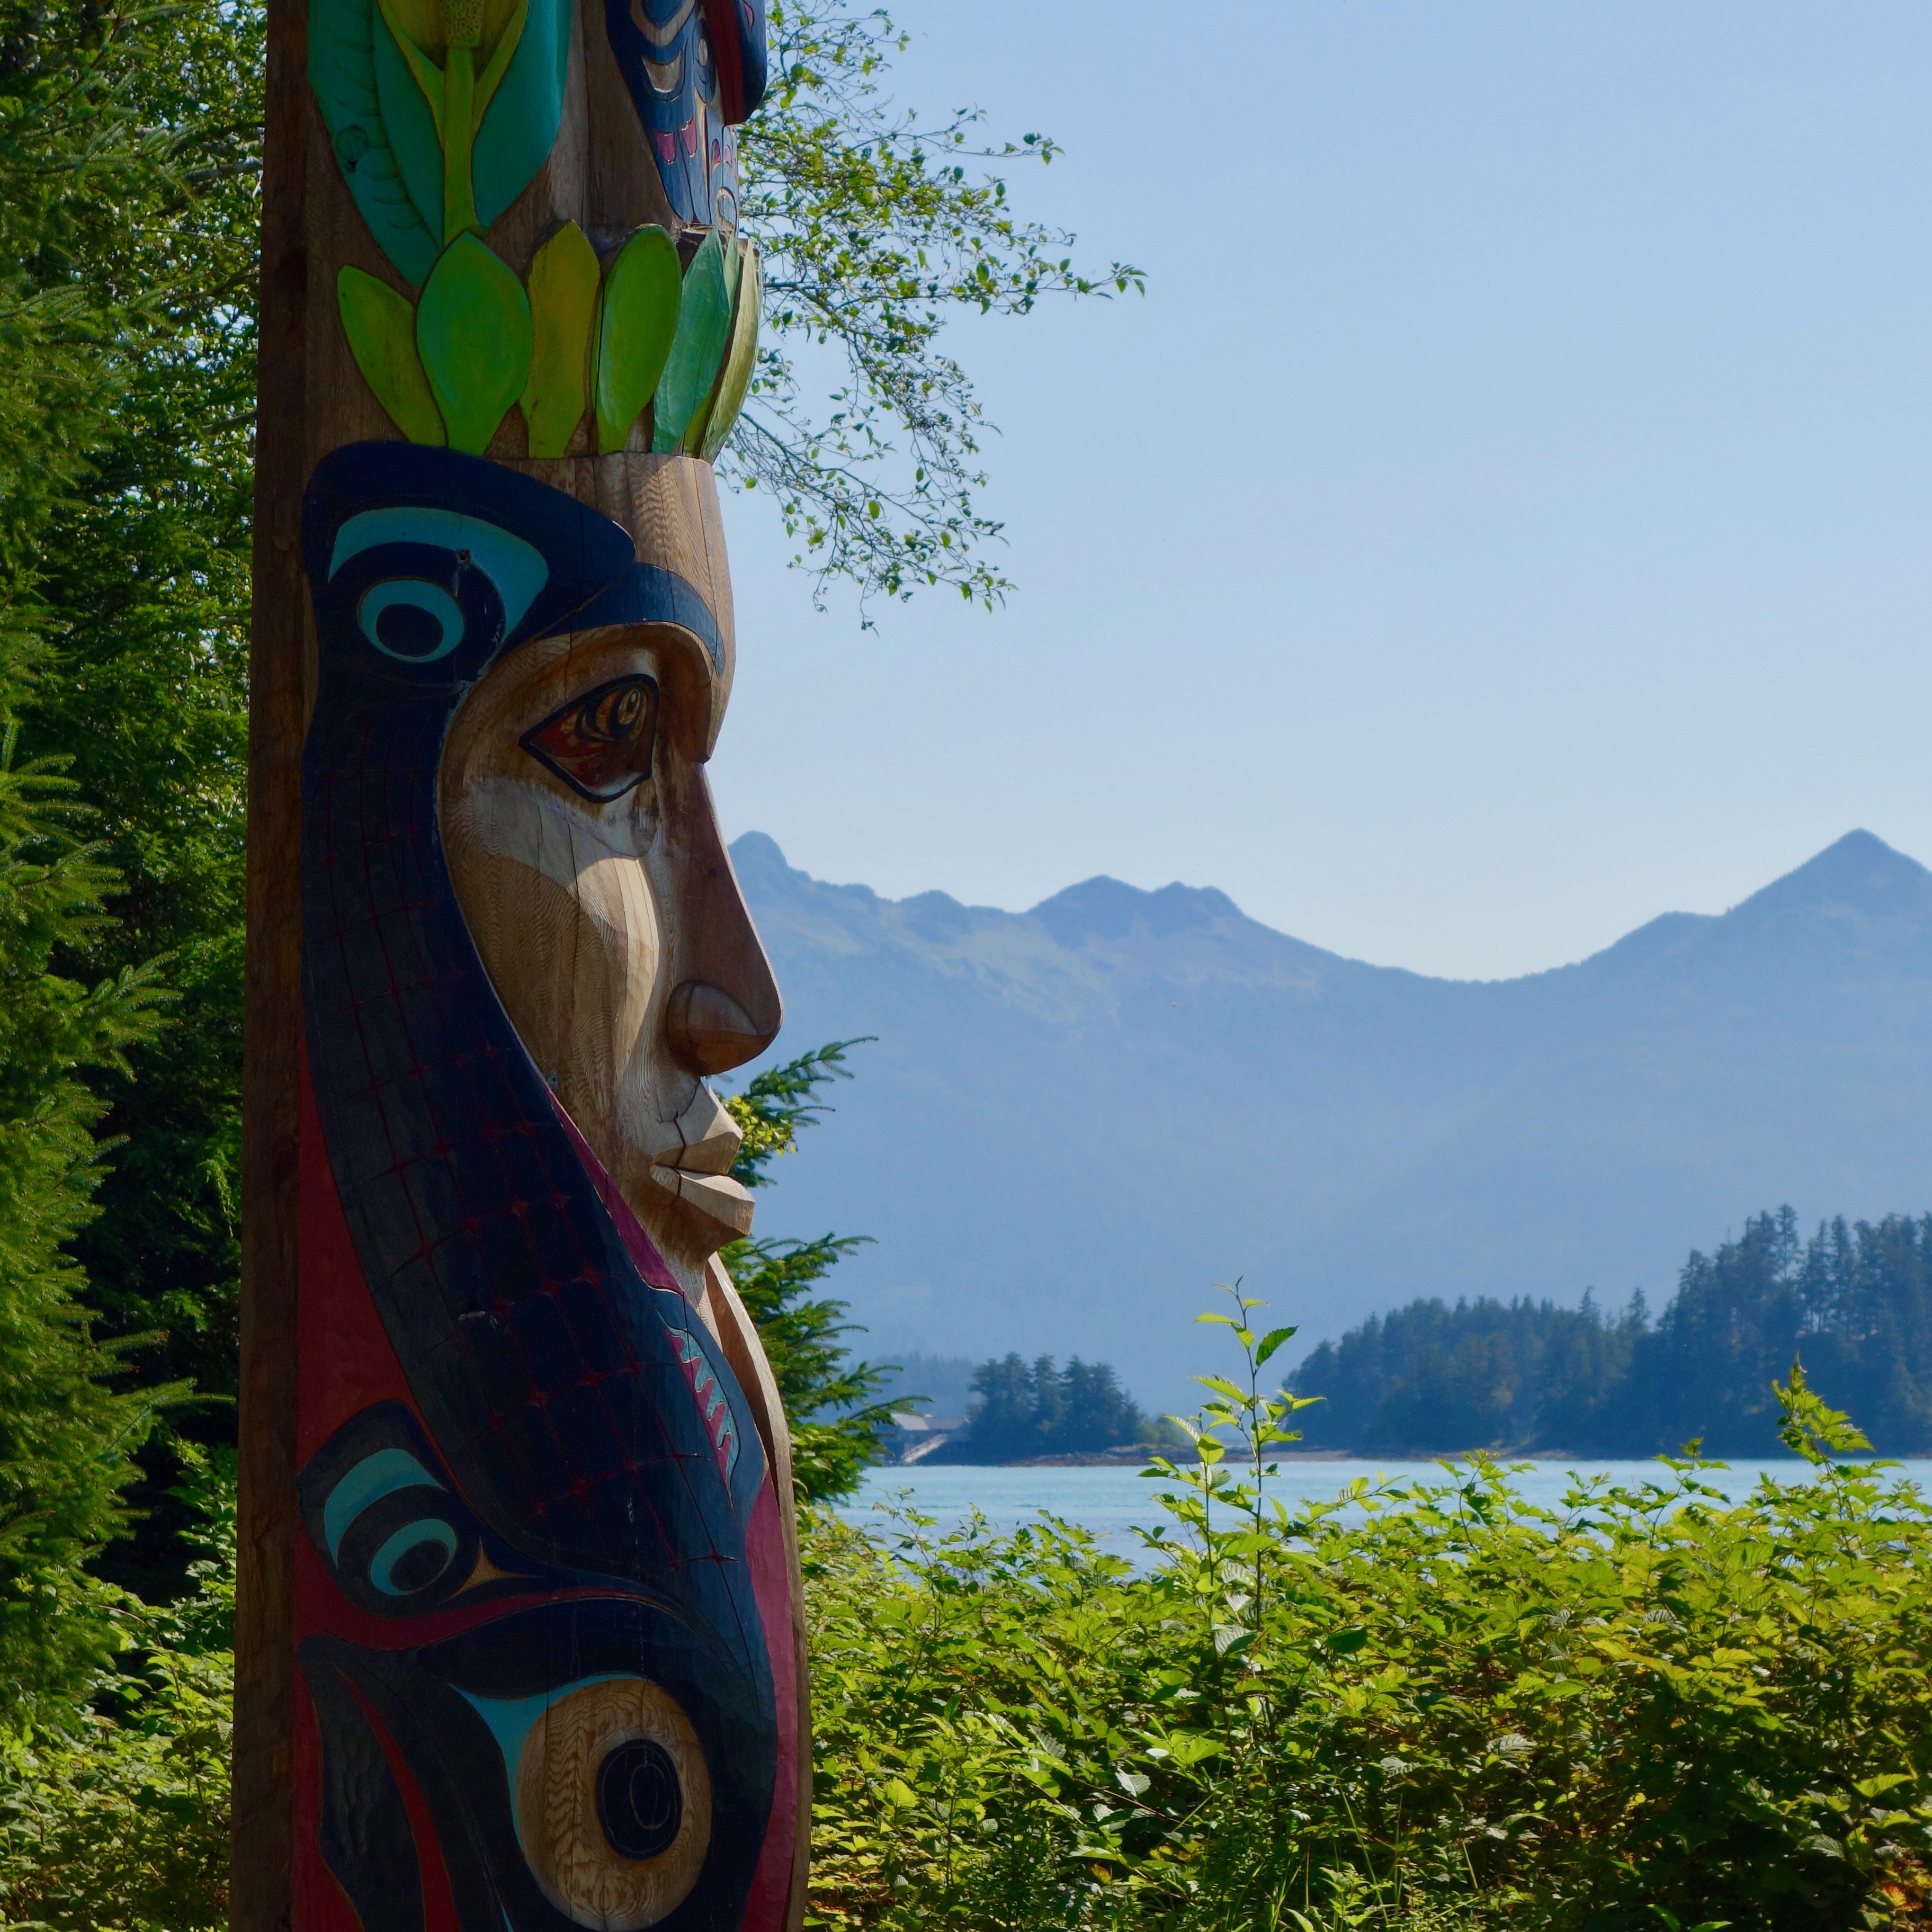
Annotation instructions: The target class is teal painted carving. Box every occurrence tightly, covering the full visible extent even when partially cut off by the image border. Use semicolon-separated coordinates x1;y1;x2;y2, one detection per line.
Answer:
651;229;731;454
309;0;569;281
369;4;444;244
416;233;534;453
308;0;441;285
473;0;573;227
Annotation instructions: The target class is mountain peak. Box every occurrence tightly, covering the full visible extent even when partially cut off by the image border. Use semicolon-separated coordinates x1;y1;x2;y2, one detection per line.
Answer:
1729;829;1932;923
1027;875;1244;947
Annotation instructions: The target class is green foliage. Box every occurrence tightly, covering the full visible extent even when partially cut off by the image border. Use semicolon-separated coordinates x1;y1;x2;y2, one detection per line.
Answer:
0;1446;232;1930
1289;1290;1647;1455
722;1041;897;1500
1292;1205;1932;1457
735;0;1142;608
950;1352;1151;1462
8;1309;1932;1929
0;732;172;1715
0;0;1132;1595
0;34;195;1696
802;1304;1932;1932
0;0;259;1599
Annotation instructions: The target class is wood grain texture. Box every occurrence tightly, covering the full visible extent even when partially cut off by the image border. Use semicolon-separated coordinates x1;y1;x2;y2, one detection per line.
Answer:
706;1255;813;1932
251;0;807;1910
235;0;312;1924
439;612;778;1294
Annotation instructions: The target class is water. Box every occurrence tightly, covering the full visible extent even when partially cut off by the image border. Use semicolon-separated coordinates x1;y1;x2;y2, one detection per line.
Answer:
835;1457;1932;1567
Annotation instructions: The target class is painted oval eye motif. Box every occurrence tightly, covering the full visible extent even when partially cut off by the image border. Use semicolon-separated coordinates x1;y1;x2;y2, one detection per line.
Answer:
319;1446;481;1611
517;1677;711;1929
368;1518;459;1595
521;675;659;803
596;1738;682;1859
357;579;466;661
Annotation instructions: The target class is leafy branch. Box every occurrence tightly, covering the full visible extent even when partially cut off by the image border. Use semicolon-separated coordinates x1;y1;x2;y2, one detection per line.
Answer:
732;0;1142;612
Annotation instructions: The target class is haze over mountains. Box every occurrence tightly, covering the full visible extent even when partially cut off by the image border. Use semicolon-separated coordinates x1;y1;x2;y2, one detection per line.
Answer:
730;829;1932;1412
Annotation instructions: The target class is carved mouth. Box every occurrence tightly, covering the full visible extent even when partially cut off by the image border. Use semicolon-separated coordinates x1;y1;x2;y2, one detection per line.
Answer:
648;1163;755;1239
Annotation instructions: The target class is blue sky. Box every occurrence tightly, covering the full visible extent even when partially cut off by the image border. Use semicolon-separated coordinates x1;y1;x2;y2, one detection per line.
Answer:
711;1;1932;981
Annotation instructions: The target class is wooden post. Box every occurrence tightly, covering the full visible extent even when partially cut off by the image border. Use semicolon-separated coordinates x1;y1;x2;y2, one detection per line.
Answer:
236;1;807;1925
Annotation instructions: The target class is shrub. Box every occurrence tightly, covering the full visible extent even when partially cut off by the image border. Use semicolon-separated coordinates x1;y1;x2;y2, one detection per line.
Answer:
802;1294;1932;1931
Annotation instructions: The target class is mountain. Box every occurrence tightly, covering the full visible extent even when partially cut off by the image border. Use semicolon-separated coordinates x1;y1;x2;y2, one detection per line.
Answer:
729;829;1932;1413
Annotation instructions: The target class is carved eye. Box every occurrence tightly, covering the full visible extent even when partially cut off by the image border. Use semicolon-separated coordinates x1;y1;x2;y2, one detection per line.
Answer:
521;675;659;803
358;579;466;661
320;1447;480;1609
509;1677;711;1928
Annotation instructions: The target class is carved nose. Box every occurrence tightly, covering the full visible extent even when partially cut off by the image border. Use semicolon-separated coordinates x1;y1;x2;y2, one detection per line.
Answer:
666;980;777;1076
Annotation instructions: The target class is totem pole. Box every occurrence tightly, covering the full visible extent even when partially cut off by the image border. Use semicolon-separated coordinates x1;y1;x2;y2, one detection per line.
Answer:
237;0;807;1926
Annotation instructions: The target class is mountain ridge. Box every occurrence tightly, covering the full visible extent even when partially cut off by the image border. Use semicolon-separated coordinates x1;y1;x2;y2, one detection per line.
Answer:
728;829;1932;1410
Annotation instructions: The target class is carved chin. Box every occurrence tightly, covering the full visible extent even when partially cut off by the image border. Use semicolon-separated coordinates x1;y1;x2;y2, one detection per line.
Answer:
647;1164;756;1246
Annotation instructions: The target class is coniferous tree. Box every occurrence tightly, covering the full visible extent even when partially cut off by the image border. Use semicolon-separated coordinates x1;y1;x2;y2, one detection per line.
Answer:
722;1041;898;1501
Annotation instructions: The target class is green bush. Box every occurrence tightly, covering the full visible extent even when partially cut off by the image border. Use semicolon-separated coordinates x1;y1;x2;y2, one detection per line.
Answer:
803;1296;1932;1932
10;1317;1932;1930
0;1447;230;1930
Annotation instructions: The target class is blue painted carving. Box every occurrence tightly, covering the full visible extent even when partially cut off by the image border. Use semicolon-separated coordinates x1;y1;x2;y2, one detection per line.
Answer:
605;0;768;228
297;444;773;1930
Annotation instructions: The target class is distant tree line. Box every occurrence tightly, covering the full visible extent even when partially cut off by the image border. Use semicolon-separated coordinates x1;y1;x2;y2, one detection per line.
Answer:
1289;1206;1932;1456
934;1354;1151;1462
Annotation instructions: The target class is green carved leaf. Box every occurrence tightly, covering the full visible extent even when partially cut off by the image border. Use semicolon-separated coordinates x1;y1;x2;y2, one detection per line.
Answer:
338;266;445;445
593;226;681;455
415;232;533;454
652;229;732;454
473;0;570;227
683;235;737;455
308;0;441;285
522;221;600;459
698;239;761;462
369;0;444;245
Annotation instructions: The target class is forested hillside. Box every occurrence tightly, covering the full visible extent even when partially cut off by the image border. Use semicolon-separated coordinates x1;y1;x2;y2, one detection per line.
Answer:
733;827;1932;1411
1289;1207;1932;1455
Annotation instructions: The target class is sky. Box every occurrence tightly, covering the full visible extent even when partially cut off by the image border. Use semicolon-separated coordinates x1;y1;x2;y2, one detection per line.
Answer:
708;1;1932;982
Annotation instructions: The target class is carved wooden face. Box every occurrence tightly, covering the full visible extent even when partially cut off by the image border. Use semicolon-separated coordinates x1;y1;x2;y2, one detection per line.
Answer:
441;615;780;1295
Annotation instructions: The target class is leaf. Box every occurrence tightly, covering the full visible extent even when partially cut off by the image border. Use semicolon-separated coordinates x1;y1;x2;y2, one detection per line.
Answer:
521;221;598;457
337;267;444;445
593;226;681;454
307;0;440;283
472;0;570;226
1324;1627;1369;1655
652;229;733;453
1113;1769;1149;1799
415;232;532;453
1254;1326;1297;1366
371;0;446;246
882;1777;917;1810
1194;1375;1247;1404
699;240;762;460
